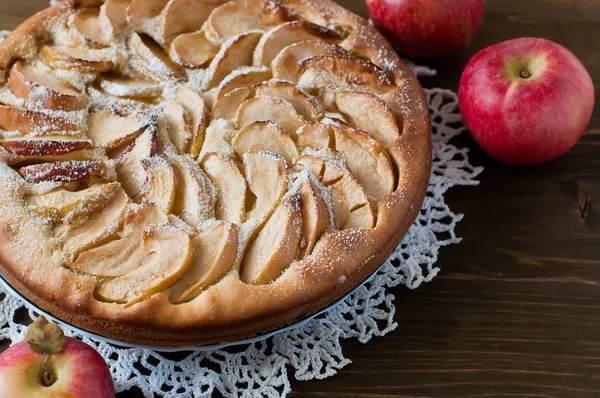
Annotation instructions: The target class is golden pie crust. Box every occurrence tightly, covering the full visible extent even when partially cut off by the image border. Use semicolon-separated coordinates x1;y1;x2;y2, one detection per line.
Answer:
0;0;430;346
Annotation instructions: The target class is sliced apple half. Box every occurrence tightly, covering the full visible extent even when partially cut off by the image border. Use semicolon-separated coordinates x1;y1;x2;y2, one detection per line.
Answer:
243;150;287;221
332;123;394;199
204;31;262;89
0;105;80;134
241;191;302;285
170;30;218;68
72;201;168;277
205;0;291;44
116;129;158;197
202;153;246;224
99;0;132;39
128;32;184;80
297;55;394;94
253;20;342;66
18;160;104;184
170;221;239;303
334;91;401;147
272;40;348;83
164;101;192;154
8;61;88;111
41;45;113;74
135;156;176;213
159;0;214;46
235;96;304;138
1;136;91;156
98;74;162;99
171;155;216;226
233;121;298;166
96;223;192;306
175;86;207;158
297;122;331;149
87;111;148;150
212;87;252;120
213;68;271;107
254;80;319;120
298;177;329;257
57;187;130;254
69;8;110;48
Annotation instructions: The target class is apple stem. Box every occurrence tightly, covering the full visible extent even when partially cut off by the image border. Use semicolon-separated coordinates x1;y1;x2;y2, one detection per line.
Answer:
519;69;531;79
41;353;56;387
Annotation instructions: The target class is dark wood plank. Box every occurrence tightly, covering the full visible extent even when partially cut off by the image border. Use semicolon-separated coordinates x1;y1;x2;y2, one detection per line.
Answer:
0;1;598;397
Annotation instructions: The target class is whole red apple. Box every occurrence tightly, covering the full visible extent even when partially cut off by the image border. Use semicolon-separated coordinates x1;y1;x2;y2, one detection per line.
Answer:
0;317;115;398
459;37;595;165
366;0;486;58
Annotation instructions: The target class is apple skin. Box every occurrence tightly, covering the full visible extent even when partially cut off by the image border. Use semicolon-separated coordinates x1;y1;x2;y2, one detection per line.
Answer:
0;337;115;398
366;0;485;58
458;37;595;165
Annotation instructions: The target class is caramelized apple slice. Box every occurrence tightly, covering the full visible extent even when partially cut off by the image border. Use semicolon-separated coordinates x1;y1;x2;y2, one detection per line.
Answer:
25;182;120;223
69;8;109;48
87;112;147;149
204;31;262;89
243;151;287;220
334;91;401;147
272;40;348;83
255;80;319;120
205;0;291;43
332;123;394;198
241;191;302;284
297;55;394;94
126;0;169;33
8;61;88;111
58;188;130;254
212;87;252;120
171;155;215;226
159;0;214;45
72;201;168;277
41;45;113;73
164;101;191;154
298;177;329;257
116;129;158;196
235;96;304;137
128;32;184;80
18;161;104;184
170;222;238;303
99;0;132;39
253;21;342;66
297;122;331;149
233;121;298;166
202;153;246;224
170;30;218;68
98;75;162;99
135;156;176;213
175;86;207;158
293;154;324;180
0;105;80;134
1;136;91;156
213;68;271;106
97;223;193;306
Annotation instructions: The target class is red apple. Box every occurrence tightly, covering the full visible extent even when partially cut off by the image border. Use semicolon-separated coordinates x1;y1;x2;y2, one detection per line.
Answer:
0;316;115;398
366;0;485;58
459;37;595;165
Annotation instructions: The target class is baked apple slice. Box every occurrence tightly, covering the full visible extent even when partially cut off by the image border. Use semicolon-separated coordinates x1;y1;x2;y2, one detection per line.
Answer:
164;101;191;154
171;155;216;226
99;0;131;39
126;0;169;34
41;45;113;73
170;222;239;303
253;21;342;66
8;61;88;111
334;91;401;147
198;119;236;161
128;32;184;80
135;156;176;213
69;8;110;48
72;201;168;277
297;122;331;149
204;31;262;89
86;111;147;149
242;151;287;221
175;86;207;158
202;153;246;224
159;0;214;45
170;30;218;68
18;161;104;184
116;129;158;197
254;80;319;120
271;40;348;83
205;0;291;44
1;136;91;156
297;55;394;94
235;96;304;137
332;123;395;198
0;105;80;134
96;223;193;306
212;68;271;106
233;121;298;166
298;177;329;257
240;191;302;284
98;74;162;99
212;87;252;120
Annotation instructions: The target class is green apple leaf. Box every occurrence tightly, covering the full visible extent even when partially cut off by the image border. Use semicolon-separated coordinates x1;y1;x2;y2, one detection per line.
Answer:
25;315;65;355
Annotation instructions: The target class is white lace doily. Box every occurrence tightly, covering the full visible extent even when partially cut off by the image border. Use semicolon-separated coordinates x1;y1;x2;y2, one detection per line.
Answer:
0;22;481;397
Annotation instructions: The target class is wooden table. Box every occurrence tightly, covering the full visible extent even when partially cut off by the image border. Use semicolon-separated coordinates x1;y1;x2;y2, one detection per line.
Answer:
1;0;599;397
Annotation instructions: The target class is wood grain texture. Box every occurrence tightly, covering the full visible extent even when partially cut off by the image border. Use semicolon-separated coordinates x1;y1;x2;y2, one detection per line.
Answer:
0;0;599;397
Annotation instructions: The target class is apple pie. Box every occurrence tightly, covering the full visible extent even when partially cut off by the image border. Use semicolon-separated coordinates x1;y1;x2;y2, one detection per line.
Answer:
0;0;431;346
